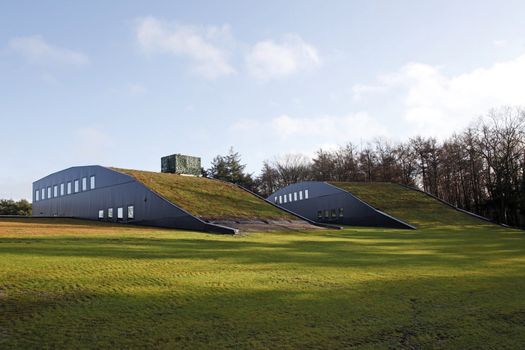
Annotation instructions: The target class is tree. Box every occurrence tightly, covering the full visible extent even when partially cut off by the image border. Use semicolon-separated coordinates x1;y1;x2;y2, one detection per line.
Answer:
0;199;31;216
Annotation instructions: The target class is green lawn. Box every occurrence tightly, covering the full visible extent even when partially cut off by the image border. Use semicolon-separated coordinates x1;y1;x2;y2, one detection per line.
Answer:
1;218;524;349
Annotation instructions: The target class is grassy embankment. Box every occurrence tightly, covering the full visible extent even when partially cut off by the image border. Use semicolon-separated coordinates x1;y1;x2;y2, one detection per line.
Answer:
0;184;524;349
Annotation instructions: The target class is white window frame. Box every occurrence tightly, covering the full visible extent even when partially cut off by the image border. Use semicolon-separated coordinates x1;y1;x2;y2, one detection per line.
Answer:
274;197;278;203
299;191;303;200
98;210;104;219
305;189;309;199
288;193;292;202
293;192;297;201
53;185;58;198
278;195;282;204
47;187;52;199
74;180;79;193
35;190;39;201
60;183;64;196
108;208;113;219
41;188;45;200
117;207;123;219
127;205;134;219
82;177;87;191
67;182;72;195
90;175;95;190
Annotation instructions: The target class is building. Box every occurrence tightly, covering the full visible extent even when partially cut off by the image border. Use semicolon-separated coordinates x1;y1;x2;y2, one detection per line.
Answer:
32;165;316;234
267;181;414;229
161;154;201;176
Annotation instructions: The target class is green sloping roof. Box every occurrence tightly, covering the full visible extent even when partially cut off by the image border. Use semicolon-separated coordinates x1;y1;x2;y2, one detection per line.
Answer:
114;168;296;221
329;182;488;228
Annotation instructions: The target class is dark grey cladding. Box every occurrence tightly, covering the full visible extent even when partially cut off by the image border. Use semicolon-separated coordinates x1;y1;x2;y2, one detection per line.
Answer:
267;181;414;229
32;165;236;234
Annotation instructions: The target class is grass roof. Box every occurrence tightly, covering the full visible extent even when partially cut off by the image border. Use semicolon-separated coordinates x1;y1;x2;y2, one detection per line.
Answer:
330;182;487;228
113;168;296;221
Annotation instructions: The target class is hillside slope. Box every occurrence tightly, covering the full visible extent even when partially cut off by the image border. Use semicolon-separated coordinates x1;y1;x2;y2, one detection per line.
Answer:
330;182;488;228
114;168;297;222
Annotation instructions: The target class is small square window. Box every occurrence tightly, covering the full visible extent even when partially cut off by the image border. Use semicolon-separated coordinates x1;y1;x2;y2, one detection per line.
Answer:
127;205;134;219
299;191;303;200
67;182;72;194
41;188;45;200
35;190;39;201
60;183;65;196
82;177;87;191
305;189;309;199
53;185;58;198
90;176;95;189
47;187;52;199
74;180;79;193
98;210;104;219
117;207;123;219
108;208;113;219
339;208;344;217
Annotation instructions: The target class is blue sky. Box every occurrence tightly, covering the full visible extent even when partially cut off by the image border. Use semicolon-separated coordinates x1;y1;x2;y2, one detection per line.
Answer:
2;0;525;200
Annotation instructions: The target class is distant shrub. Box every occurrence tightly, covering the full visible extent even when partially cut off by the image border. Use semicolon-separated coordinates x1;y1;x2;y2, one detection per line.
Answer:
0;199;32;216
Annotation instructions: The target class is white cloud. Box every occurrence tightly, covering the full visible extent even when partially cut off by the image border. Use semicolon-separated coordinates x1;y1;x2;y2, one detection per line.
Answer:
246;34;320;81
8;35;89;65
352;53;525;137
135;16;235;79
493;39;507;48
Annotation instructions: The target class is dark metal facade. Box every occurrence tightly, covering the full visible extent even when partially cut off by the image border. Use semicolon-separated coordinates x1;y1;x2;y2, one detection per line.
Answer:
268;181;414;229
32;166;236;234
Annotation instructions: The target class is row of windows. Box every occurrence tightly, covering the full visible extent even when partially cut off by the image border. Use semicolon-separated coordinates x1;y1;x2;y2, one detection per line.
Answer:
98;205;134;220
317;208;344;220
35;175;96;202
274;189;309;205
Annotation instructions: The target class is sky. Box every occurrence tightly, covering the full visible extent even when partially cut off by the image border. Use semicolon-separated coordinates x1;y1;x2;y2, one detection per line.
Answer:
2;0;525;200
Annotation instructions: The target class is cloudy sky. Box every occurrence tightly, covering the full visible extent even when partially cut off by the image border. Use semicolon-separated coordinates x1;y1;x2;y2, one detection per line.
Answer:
2;0;525;200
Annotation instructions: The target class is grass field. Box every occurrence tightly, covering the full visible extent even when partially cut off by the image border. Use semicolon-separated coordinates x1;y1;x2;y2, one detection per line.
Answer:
1;216;525;349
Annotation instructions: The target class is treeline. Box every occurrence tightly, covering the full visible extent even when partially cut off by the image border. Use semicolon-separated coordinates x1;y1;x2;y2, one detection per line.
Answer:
207;106;525;227
0;199;32;216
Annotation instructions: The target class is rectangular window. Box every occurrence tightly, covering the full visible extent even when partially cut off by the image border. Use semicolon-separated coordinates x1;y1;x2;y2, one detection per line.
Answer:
90;175;95;189
67;182;72;195
331;209;337;218
283;195;287;203
98;210;104;219
288;193;292;202
41;188;45;200
82;177;87;191
278;195;282;204
274;197;278;203
60;183;64;196
305;189;309;199
317;210;323;219
299;191;303;200
47;187;52;199
53;185;58;198
108;208;113;219
117;207;123;219
339;208;344;217
35;190;39;201
127;205;134;219
74;180;79;193
324;210;329;219
293;192;297;201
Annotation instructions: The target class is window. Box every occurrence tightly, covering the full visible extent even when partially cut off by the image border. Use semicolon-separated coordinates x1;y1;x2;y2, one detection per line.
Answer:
279;195;282;204
117;207;123;219
60;183;64;196
127;205;134;219
331;209;337;218
108;208;113;219
90;175;95;189
339;208;344;217
293;192;297;201
47;187;52;199
317;210;323;219
283;195;287;203
288;193;292;202
324;210;329;219
98;210;104;219
274;197;278;203
299;191;303;200
74;180;79;193
305;189;309;199
67;182;72;195
53;185;58;198
41;188;45;200
35;190;39;201
82;177;87;191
